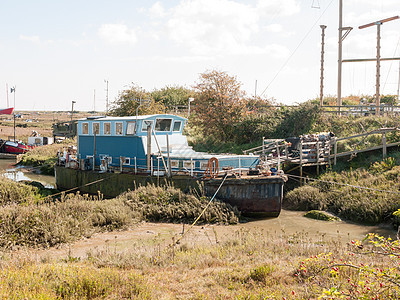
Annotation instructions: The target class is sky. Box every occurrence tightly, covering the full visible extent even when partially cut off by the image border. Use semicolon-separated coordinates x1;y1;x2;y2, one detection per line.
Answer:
0;0;399;111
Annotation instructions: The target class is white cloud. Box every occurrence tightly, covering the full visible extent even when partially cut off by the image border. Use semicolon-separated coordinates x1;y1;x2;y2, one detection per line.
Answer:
98;24;138;46
257;0;300;17
350;0;399;8
265;24;283;33
165;0;269;56
20;35;41;43
149;2;166;18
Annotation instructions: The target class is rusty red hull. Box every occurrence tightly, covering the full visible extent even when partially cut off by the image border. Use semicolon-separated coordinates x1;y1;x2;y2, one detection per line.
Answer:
205;176;285;217
55;166;286;217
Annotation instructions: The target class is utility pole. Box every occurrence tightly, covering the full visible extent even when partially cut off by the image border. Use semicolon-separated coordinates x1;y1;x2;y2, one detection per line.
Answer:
187;97;194;119
337;0;352;113
337;0;343;111
358;16;399;115
10;86;16;141
104;80;109;114
397;61;400;105
93;89;96;112
6;83;9;107
71;101;76;123
320;25;327;107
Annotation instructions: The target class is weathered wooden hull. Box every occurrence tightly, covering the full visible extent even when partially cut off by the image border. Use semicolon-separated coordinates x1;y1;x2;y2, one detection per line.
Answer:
205;177;284;217
55;166;285;217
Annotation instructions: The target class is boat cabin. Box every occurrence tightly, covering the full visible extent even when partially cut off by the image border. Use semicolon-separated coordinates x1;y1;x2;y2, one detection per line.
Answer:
76;114;259;176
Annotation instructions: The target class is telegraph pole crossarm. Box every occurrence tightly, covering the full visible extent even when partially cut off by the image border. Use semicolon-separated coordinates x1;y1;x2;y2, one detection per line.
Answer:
358;15;399;115
358;16;399;30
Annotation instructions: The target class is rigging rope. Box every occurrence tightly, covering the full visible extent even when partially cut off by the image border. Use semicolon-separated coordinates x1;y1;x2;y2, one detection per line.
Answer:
286;173;400;195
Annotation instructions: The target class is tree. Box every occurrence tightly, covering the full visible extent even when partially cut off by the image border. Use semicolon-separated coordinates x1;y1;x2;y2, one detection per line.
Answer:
151;85;196;108
192;70;246;142
109;84;165;116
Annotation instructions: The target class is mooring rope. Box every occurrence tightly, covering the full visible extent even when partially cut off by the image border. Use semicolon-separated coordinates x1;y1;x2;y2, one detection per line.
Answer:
172;173;229;246
43;177;109;200
286;174;400;195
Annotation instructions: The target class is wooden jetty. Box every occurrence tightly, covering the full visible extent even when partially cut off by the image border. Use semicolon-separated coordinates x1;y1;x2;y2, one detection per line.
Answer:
243;127;400;178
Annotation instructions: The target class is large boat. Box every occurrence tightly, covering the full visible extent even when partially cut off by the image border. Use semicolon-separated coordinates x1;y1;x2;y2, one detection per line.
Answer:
55;114;287;217
0;139;33;154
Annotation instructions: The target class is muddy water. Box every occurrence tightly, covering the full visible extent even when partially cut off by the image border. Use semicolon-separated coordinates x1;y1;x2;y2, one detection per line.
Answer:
0;158;55;188
0;158;395;240
242;210;395;241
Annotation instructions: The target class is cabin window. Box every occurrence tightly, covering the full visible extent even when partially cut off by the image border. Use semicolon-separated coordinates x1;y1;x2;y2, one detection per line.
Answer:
155;118;172;132
126;121;137;135
104;122;111;135
183;161;195;169
200;161;209;170
170;160;179;168
172;121;182;132
141;120;153;132
93;123;100;135
123;157;130;165
115;122;123;135
82;123;89;135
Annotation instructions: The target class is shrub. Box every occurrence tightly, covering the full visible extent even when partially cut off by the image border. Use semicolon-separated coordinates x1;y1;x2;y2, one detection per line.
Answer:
304;210;340;221
120;184;240;225
285;186;327;211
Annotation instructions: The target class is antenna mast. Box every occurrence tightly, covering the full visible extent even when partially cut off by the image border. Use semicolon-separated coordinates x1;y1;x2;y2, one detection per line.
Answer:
320;25;327;107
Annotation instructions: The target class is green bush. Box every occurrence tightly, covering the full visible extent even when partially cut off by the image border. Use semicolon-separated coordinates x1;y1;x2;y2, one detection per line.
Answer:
120;184;240;225
285;186;327;211
287;165;400;225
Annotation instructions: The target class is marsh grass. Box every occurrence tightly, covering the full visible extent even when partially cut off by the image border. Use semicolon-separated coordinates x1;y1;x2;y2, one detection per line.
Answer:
0;262;151;299
0;181;239;249
119;184;240;225
286;161;400;225
1;227;396;299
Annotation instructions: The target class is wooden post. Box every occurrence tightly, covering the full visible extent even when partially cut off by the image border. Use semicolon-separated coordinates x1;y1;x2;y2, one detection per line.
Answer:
147;125;151;171
276;142;281;170
334;138;337;166
262;137;265;156
285;143;288;159
383;132;387;158
316;141;320;176
328;140;331;167
299;140;303;185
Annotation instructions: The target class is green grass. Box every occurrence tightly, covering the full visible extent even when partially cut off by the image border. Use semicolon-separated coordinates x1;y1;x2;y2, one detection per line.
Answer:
285;157;400;225
19;141;74;175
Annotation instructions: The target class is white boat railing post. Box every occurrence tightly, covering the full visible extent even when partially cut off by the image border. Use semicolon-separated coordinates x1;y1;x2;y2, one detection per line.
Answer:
190;158;193;176
157;156;160;186
276;142;281;170
134;157;137;174
238;157;241;178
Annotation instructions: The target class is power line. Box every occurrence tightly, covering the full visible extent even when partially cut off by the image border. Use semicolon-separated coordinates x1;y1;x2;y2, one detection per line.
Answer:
260;0;335;98
383;36;400;92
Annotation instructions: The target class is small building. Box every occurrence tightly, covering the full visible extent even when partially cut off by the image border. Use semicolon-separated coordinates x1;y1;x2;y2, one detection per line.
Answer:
76;114;259;175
